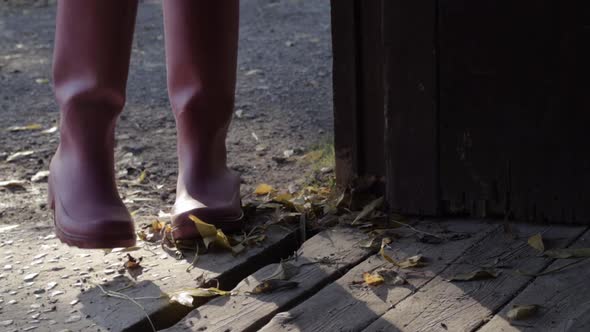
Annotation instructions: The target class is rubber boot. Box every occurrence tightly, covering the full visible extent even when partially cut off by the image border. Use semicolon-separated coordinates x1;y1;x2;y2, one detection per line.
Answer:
49;0;138;249
163;0;243;239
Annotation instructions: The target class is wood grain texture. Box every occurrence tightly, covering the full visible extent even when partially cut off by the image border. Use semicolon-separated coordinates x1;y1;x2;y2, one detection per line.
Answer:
383;0;439;215
331;0;360;187
438;1;590;223
363;224;586;332
163;227;375;332
478;228;590;332
259;220;496;332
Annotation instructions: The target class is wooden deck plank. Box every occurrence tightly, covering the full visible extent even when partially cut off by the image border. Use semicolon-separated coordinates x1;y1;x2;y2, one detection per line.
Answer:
0;222;296;332
259;220;497;332
363;224;587;332
162;227;375;332
478;228;590;332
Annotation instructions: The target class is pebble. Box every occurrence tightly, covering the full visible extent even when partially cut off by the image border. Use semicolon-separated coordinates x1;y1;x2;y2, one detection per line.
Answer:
65;315;81;323
8;299;17;304
104;269;115;275
32;288;45;294
31;313;40;319
46;282;57;290
3;265;12;270
32;253;47;260
23;273;39;282
50;290;64;297
69;299;79;306
0;320;13;326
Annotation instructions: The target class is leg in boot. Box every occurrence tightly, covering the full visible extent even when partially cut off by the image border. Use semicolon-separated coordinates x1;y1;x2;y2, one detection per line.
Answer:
163;0;243;239
50;0;138;248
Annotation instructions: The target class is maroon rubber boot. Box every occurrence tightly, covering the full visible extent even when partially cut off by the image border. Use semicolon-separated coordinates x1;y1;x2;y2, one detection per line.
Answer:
49;0;138;248
163;0;244;239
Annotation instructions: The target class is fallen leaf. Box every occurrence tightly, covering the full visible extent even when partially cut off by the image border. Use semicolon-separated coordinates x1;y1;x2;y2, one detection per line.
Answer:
398;255;425;269
544;248;590;259
251;279;298;294
380;238;398;265
7;123;42;132
189;214;217;247
136;170;147;184
363;272;385;286
169;287;231;306
188;215;242;254
254;183;273;195
527;233;545;252
352;197;384;225
124;254;142;270
264;261;300;281
450;269;500;281
507;304;539;320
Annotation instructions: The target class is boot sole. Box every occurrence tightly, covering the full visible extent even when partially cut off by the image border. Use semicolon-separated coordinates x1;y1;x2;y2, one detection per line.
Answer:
48;178;136;249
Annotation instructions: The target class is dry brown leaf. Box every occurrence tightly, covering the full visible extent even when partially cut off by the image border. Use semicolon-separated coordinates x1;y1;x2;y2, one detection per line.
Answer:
352;197;384;225
450;269;500;281
264;261;300;281
169;287;231;307
527;233;545;252
398;255;425;269
124;254;142;270
363;272;385;286
507;304;539;321
254;183;273;195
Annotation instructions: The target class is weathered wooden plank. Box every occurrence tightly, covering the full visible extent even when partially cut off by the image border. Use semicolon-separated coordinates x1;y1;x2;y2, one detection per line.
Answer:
363;224;586;332
0;222;296;332
383;0;439;215
162;227;375;332
478;228;590;332
260;220;496;332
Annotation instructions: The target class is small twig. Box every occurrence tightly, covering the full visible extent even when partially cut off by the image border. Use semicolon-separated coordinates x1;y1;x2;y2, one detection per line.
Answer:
186;243;200;272
390;220;442;238
92;282;157;332
516;257;590;277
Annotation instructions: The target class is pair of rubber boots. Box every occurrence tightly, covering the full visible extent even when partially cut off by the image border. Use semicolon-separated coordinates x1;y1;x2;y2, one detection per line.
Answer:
49;1;242;249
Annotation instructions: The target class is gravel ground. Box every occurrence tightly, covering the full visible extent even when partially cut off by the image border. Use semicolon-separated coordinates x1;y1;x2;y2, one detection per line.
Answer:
0;0;333;228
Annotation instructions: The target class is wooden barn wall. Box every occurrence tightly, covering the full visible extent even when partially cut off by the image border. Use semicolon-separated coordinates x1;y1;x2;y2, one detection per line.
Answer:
438;0;590;223
383;0;439;215
331;0;385;188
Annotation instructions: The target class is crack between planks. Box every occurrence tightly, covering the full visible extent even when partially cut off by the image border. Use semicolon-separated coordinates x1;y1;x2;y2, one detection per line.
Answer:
123;227;309;332
242;242;382;332
471;225;590;332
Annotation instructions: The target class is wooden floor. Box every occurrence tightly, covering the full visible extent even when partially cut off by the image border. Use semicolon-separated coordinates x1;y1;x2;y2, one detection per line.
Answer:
4;219;587;331
163;220;590;332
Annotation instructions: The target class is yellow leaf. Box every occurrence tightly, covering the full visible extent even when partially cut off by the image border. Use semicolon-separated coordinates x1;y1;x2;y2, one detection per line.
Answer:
363;272;384;286
136;170;147;184
527;233;545;252
7;123;42;132
189;214;218;248
507;304;539;320
380;238;399;265
398;255;425;269
151;220;165;233
254;183;273;195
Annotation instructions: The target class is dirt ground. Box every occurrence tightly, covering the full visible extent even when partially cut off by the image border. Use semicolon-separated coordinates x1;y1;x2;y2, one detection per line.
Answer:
0;0;333;228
